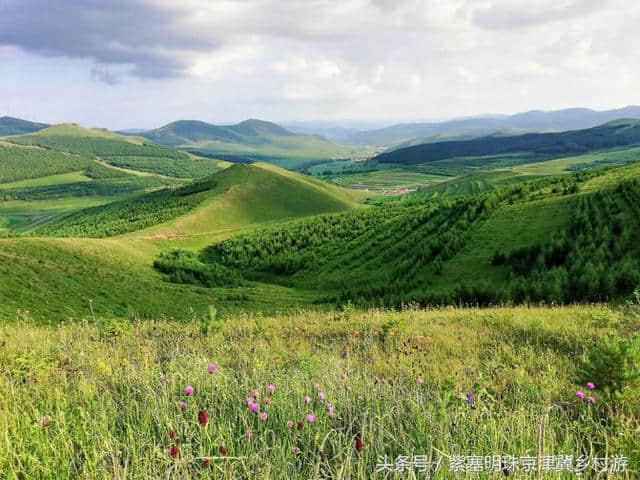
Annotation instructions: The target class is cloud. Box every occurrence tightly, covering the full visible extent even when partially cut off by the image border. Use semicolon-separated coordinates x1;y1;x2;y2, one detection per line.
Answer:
0;0;215;79
470;0;606;30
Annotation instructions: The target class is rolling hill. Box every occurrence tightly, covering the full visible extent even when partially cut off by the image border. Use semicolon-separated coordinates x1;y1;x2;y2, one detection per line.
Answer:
34;163;366;238
135;119;355;169
343;105;640;146
0;116;49;136
372;119;640;166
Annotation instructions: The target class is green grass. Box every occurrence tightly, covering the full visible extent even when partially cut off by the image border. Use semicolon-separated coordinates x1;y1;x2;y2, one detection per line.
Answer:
1;305;637;478
0;171;93;189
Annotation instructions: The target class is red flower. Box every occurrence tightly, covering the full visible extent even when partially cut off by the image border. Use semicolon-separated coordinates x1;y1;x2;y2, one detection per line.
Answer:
198;409;208;427
169;445;179;458
355;436;364;452
202;458;211;468
219;445;228;457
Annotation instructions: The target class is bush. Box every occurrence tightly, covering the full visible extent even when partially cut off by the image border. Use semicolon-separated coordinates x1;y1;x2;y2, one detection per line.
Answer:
578;334;640;399
153;250;243;288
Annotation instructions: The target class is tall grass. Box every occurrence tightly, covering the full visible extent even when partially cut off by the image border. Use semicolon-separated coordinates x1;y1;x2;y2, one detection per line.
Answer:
1;306;637;478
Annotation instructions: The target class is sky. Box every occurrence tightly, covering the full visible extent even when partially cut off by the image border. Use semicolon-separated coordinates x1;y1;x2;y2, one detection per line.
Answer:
1;0;639;130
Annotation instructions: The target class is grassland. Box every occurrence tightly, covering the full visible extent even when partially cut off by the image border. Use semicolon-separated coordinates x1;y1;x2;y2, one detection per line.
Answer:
1;305;637;478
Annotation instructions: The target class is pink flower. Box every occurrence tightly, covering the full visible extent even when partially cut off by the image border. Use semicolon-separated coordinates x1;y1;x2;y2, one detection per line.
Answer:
208;363;219;374
306;413;315;423
287;420;294;428
259;412;268;422
184;386;195;396
576;391;585;399
246;396;254;405
266;384;276;395
178;401;187;411
313;383;320;391
304;395;311;405
249;402;259;413
250;388;260;398
588;396;596;404
586;382;595;390
326;403;334;416
318;392;326;402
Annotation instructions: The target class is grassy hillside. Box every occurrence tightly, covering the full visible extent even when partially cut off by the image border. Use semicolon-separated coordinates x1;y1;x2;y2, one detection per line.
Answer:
0;116;48;136
35;163;366;239
139;119;356;170
374;120;640;166
160;163;640;306
1;305;637;478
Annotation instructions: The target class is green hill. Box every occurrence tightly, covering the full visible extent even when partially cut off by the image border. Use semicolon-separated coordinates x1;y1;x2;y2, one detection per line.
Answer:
34;163;366;238
161;162;640;306
0;116;49;136
374;119;640;166
138;119;355;169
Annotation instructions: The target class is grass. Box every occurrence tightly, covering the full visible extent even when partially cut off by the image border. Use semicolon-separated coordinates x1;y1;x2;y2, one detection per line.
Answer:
1;305;637;478
0;171;93;189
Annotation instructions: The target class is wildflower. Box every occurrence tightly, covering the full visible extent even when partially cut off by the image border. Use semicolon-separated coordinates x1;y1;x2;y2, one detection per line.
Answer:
326;404;334;417
169;446;179;458
297;421;305;430
246;396;254;405
314;383;320;391
576;391;586;399
244;428;253;439
184;385;195;396
417;377;424;385
208;363;219;374
169;430;177;440
287;420;294;428
263;397;271;404
355;436;364;452
250;388;260;398
466;391;474;406
266;384;276;395
586;382;596;390
219;445;228;457
198;409;208;427
306;413;315;423
259;412;268;422
249;402;259;413
292;446;301;455
318;392;326;402
202;458;211;468
588;396;596;404
304;395;311;405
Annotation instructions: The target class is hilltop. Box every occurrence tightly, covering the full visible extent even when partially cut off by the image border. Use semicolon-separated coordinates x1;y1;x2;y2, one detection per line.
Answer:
0;116;49;136
135;119;355;169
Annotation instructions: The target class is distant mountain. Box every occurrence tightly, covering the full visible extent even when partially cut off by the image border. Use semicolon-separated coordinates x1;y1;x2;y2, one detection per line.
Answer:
0;116;49;136
135;119;353;170
345;106;640;146
373;119;640;165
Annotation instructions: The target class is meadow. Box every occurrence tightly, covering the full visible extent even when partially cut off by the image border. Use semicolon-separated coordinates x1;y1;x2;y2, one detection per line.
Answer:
1;305;638;479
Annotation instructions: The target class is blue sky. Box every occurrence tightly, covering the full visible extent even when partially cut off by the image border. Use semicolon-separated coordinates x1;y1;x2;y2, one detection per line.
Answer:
1;0;639;130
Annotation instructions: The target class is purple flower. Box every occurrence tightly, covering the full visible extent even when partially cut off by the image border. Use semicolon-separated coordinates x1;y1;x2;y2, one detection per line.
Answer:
465;391;474;406
586;382;595;391
184;386;195;396
326;403;335;417
266;384;276;395
246;396;254;405
259;412;268;422
318;392;326;402
208;363;219;374
304;395;311;405
576;391;586;399
588;396;596;404
249;402;259;413
178;401;187;411
306;413;315;423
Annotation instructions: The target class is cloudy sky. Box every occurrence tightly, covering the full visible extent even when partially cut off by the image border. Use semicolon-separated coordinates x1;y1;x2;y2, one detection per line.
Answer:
1;0;638;129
